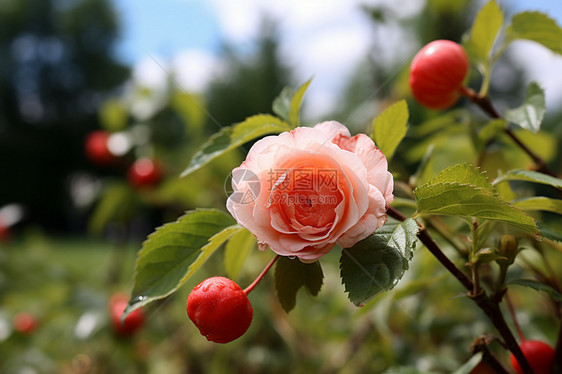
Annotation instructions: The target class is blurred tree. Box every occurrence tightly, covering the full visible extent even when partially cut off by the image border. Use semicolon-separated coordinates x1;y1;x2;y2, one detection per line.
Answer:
0;0;129;231
206;19;292;128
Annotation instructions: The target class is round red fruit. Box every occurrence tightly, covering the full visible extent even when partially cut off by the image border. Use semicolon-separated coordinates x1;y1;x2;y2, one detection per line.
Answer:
510;340;555;374
127;158;163;188
85;131;116;165
109;293;145;336
12;312;38;335
409;39;469;110
186;276;253;344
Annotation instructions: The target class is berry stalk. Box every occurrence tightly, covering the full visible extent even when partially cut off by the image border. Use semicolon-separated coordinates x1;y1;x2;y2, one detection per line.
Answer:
244;255;280;295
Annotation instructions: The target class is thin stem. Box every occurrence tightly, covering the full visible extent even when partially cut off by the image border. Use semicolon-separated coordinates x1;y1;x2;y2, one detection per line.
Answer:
460;86;556;177
387;206;535;374
471;219;481;295
505;291;526;342
243;255;279;295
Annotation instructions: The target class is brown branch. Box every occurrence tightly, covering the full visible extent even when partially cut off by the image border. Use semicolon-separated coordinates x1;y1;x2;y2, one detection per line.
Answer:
387;206;535;373
460;86;556;177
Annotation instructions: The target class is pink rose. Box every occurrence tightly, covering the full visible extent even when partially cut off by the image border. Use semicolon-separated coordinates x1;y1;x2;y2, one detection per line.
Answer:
226;121;394;261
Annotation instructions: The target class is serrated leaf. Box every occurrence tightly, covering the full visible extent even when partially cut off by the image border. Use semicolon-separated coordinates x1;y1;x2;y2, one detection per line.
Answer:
180;114;290;177
514;197;562;215
371;100;409;160
427;163;493;192
414;182;537;234
272;79;312;127
504;82;545;133
224;228;256;280
340;219;419;307
506;278;562;302
274;256;323;313
506;11;562;55
124;209;239;317
539;223;562;242
464;0;504;64
493;169;562;189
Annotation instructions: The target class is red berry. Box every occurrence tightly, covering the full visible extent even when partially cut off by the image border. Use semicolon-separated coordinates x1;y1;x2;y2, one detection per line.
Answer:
109;293;145;336
186;276;253;344
409;39;469;110
127;158;163;188
510;340;555;374
0;221;11;243
12;312;38;335
85;131;116;165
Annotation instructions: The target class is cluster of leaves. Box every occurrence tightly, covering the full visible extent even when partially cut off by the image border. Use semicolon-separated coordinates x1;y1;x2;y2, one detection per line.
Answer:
118;1;562;372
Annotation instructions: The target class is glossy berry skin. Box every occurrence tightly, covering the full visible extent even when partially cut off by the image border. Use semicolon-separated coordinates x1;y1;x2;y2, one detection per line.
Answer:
127;158;163;188
109;293;145;337
85;131;115;165
510;340;555;374
12;313;38;335
409;40;469;110
186;276;253;344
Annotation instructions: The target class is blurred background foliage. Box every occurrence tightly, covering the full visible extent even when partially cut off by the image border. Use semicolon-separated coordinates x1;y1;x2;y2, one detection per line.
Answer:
1;0;561;373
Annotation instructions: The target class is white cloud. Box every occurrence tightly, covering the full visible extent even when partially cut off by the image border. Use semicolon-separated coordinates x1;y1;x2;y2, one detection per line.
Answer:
509;40;562;110
172;50;224;92
204;0;424;117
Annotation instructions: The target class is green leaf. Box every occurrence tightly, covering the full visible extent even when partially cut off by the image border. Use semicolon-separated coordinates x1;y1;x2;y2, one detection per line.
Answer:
224;228;256;280
514;197;562;215
539;223;562;242
452;353;483;374
371;100;409;160
464;0;504;64
124;209;239;316
289;79;312;127
415;183;537;234
340;219;419;307
493;169;562;189
272;79;312;127
506;278;562;302
504;82;545;133
427;163;493;192
415;164;537;233
274;256;323;313
180;114;290;177
478;119;506;144
472;248;506;265
506;12;562;55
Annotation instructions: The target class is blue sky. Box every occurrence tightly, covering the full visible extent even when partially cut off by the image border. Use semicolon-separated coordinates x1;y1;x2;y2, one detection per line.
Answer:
111;0;562;118
113;0;562;64
113;0;221;64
